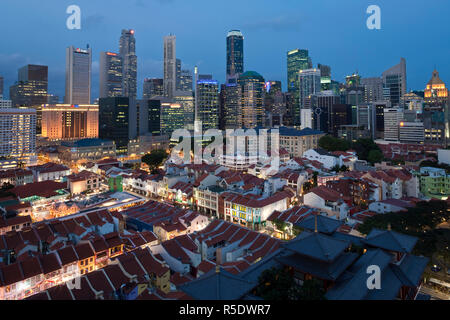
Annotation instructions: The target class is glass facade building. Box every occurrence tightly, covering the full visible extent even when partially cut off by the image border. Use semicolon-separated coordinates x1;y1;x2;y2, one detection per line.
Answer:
99;52;123;98
119;29;137;99
226;30;244;78
238;71;265;128
65;46;92;105
196;79;219;131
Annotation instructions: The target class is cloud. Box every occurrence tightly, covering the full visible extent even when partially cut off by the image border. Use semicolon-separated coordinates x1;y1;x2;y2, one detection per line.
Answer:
243;15;301;32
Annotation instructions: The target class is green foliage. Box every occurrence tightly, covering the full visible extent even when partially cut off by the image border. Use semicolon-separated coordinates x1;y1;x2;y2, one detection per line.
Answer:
255;268;326;300
352;138;383;163
319;136;350;152
142;149;168;173
367;149;384;164
357;200;450;263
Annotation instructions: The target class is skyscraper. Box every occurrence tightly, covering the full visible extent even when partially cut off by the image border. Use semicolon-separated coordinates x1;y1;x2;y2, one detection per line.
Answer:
164;35;177;98
9;64;49;134
143;78;164;99
223;76;242;129
0;108;36;165
99;52;123;98
65;46;92;104
119;29;138;99
424;70;448;106
99;97;137;155
287;49;312;126
318;64;331;91
238;71;265;129
361;77;384;103
382;58;407;106
196;78;219;130
299;68;321;109
178;70;193;92
226;30;244;79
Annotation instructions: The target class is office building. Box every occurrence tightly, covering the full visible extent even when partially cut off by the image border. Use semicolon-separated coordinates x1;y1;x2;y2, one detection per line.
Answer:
99;97;137;155
287;49;312;126
9;64;49;133
119;29;138;99
238;71;265;129
382;58;407;106
384;108;403;141
147;99;162;135
0;97;11;108
0;108;36;165
99;52;123;98
178;70;193;92
298;68;321;126
161;102;185;135
399;121;424;144
65;46;92;104
196;78;219;130
424;70;448;106
164;35;177;98
361;77;383;103
401;92;424;112
226;30;244;79
222;77;242;129
318;64;331;91
174;92;195;130
143;78;164;99
41;104;99;140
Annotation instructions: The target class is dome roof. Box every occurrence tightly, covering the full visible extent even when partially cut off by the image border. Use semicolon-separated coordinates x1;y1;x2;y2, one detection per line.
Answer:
238;71;265;82
427;70;445;86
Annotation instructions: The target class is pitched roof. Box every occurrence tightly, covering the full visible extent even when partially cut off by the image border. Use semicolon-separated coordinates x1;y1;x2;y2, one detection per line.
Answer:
296;214;343;235
364;229;418;253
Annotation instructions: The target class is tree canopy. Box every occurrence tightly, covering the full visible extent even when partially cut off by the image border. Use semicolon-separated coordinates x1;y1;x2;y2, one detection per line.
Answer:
318;136;350;152
141;149;168;173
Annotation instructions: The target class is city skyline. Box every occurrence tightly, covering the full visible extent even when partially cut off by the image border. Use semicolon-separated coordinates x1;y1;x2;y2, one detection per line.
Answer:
1;0;449;101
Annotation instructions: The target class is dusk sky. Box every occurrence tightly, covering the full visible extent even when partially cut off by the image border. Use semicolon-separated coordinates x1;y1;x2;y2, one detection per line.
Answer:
1;0;449;101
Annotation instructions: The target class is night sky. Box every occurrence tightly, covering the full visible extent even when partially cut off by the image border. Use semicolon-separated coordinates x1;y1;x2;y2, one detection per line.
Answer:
1;0;449;101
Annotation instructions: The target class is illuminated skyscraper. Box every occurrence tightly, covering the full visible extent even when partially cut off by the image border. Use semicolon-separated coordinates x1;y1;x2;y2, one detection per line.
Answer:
65;46;92;104
226;30;244;79
223;76;242;129
99;51;123;98
9;64;49;133
119;29;137;99
382;58;407;106
196;78;219;130
164;35;177;98
0;108;36;165
238;71;265;128
424;70;448;106
143;78;164;99
287;49;312;126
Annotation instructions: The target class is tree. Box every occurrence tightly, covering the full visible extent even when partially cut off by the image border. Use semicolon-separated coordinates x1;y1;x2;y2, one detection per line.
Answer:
351;138;383;162
367;149;383;164
319;136;350;152
141;149;168;173
255;267;300;300
297;279;326;300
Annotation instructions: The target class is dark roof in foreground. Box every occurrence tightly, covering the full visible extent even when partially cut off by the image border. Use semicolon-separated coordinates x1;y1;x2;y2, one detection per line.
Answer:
179;267;257;300
364;229;418;253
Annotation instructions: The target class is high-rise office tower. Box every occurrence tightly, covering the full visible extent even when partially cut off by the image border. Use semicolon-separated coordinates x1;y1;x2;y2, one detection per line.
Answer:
176;59;181;89
361;77;384;103
318;64;331;91
178;70;193;92
41;104;99;140
143;78;164;100
299;68;321;109
65;46;92;104
174;92;194;130
161;101;185;135
99;97;138;155
345;73;361;87
384;107;404;141
223;76;242;129
226;30;244;79
382;58;407;106
99;52;123;98
164;35;177;98
196;78;219;130
119;29;137;99
287;49;312;126
238;71;265;129
0;108;36;165
9;64;49;134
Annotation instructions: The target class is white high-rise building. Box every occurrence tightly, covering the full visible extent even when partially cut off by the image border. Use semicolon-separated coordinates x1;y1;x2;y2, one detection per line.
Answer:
119;29;137;99
0;108;36;165
65;46;92;104
164;35;177;98
384;108;404;141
